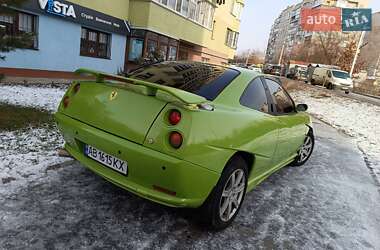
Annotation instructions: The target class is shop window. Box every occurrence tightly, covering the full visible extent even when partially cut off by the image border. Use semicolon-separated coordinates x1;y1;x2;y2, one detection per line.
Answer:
159;44;168;60
128;38;144;61
226;28;239;48
0;12;38;49
168;46;177;61
80;27;111;59
147;39;158;58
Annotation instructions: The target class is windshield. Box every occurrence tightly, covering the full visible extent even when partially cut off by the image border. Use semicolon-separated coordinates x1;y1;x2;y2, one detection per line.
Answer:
332;71;350;79
128;62;240;101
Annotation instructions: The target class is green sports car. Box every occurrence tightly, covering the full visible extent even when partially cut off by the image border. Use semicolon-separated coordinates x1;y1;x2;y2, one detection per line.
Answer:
55;61;314;230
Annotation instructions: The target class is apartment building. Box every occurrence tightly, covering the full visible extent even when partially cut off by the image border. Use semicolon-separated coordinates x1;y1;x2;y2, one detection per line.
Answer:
265;5;294;64
265;0;368;64
0;0;243;79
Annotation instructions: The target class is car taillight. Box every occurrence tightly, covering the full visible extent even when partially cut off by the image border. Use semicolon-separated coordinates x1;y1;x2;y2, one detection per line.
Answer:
168;110;181;125
73;83;80;94
63;96;70;108
169;131;183;149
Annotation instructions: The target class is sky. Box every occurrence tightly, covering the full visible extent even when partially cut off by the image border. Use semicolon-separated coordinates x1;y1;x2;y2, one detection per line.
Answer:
237;0;380;53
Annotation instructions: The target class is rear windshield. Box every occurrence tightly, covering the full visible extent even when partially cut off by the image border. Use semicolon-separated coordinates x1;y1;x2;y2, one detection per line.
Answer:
332;70;350;79
128;62;240;101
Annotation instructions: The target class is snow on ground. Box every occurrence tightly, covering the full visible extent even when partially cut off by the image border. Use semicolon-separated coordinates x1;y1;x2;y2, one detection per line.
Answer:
0;85;66;112
289;86;380;176
0;126;68;197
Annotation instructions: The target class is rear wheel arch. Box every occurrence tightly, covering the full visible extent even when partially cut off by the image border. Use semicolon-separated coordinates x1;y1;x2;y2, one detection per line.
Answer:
227;151;255;176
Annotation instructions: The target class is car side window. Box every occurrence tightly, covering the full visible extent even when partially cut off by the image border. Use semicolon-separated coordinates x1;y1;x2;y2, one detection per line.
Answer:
240;78;269;113
264;79;295;114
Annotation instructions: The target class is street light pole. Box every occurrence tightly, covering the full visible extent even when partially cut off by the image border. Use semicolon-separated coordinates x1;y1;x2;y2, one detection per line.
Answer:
350;31;366;77
373;52;380;78
245;49;251;66
278;44;285;65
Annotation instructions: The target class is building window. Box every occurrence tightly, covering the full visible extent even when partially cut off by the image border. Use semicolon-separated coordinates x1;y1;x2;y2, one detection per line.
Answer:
231;1;244;19
80;27;111;59
226;28;239;48
0;12;38;49
202;57;210;63
147;39;158;58
128;38;144;61
168;46;177;61
159;44;168;60
153;0;215;29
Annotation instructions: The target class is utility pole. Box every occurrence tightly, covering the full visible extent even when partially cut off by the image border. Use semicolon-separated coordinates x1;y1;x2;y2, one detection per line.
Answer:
350;31;366;77
245;49;251;66
373;52;380;78
278;44;285;65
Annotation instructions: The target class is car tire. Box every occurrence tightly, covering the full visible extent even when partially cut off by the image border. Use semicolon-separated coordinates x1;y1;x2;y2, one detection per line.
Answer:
327;83;333;90
201;156;248;230
292;131;314;167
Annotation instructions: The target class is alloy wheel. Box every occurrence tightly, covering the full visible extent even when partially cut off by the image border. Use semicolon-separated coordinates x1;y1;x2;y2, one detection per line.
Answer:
219;169;246;222
298;135;313;163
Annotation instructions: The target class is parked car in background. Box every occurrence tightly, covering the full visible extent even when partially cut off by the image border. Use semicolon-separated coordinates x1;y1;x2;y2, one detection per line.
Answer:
56;62;314;230
287;66;307;80
311;68;353;94
286;68;298;79
263;64;273;74
269;65;282;76
248;65;262;73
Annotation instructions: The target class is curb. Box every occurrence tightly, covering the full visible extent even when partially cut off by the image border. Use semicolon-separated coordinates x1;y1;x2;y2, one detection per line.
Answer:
353;91;380;100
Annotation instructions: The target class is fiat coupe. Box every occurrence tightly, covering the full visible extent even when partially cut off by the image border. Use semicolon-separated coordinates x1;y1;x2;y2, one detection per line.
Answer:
55;61;314;230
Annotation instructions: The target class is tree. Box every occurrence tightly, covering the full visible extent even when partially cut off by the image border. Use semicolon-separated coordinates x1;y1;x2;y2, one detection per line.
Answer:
232;49;265;65
0;0;34;60
289;32;362;72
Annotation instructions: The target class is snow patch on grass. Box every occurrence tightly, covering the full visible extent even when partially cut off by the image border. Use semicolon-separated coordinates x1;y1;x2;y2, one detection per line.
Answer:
0;85;66;112
290;88;380;177
0;127;69;197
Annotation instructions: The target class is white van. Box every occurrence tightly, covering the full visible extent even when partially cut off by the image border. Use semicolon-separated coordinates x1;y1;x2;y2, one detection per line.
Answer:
311;68;353;93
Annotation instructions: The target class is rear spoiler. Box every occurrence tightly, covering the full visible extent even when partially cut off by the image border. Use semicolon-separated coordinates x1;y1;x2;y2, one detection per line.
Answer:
75;68;207;106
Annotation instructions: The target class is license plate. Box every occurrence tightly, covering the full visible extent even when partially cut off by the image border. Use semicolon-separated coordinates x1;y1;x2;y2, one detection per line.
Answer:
84;145;127;175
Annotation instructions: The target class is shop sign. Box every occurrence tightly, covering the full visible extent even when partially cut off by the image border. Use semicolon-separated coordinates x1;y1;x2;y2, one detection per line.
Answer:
300;7;342;31
38;0;76;18
301;7;372;32
342;8;372;31
22;0;130;35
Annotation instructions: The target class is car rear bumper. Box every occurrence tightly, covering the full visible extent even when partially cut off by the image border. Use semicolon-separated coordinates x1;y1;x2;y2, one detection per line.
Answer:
55;112;219;208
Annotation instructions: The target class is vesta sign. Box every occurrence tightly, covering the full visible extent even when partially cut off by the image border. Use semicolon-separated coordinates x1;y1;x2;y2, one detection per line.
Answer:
38;0;76;18
301;8;342;31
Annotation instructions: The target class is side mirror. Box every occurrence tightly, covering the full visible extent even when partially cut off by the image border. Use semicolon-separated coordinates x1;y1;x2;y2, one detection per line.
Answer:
296;104;308;112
